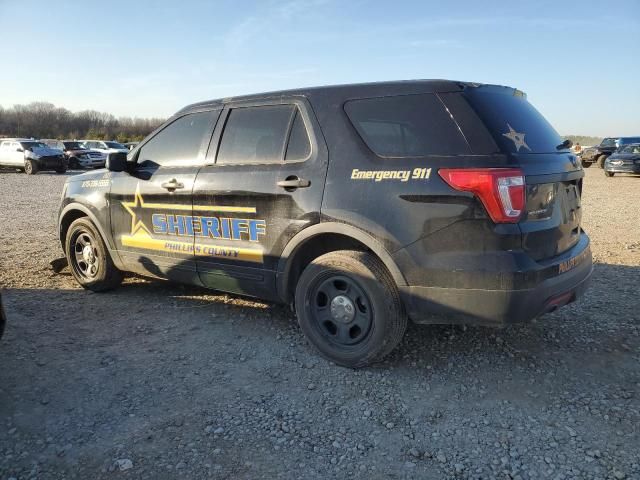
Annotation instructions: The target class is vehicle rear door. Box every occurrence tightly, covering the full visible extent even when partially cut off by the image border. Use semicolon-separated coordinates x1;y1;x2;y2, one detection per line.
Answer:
459;86;584;261
192;98;328;299
109;109;220;283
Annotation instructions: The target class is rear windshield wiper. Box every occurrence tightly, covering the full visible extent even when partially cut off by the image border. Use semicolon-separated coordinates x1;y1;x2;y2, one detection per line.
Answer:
557;139;573;150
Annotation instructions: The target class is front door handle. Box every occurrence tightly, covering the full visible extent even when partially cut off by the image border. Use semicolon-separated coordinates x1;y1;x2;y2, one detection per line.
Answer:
161;179;184;191
277;177;310;189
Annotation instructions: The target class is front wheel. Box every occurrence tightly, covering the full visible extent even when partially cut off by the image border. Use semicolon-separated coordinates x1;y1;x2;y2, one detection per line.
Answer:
605;171;614;177
581;161;591;168
597;155;608;168
295;250;407;368
55;165;68;174
24;159;39;175
65;218;122;291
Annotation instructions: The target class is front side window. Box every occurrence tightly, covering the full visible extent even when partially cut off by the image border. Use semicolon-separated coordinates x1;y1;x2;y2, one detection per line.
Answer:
217;105;295;164
137;110;216;168
601;138;616;147
345;94;470;157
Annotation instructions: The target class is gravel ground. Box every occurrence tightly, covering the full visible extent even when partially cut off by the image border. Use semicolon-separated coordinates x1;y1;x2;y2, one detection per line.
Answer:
0;167;638;480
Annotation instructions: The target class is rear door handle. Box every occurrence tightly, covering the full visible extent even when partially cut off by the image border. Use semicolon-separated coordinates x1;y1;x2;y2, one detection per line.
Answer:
161;179;184;191
277;177;310;189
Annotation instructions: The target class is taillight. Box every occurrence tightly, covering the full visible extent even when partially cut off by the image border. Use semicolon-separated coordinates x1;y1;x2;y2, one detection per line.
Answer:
438;168;525;223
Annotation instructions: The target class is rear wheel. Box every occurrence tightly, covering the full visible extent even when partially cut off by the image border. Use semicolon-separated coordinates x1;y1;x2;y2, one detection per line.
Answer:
55;164;68;174
24;159;38;175
604;171;614;177
581;160;591;168
65;218;122;291
295;250;407;368
597;155;608;168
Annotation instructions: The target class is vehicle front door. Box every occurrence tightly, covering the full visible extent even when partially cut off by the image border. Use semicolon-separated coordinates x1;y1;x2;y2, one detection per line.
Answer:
109;109;221;283
192;99;328;300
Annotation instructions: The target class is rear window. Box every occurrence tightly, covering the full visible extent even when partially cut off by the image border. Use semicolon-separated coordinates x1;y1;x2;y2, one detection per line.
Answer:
463;87;564;154
344;94;470;157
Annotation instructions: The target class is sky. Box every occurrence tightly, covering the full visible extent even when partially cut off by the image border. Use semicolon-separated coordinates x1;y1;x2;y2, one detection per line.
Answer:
0;0;638;136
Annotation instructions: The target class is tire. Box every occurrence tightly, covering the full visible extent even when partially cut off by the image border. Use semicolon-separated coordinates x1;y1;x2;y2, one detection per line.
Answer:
55;165;68;174
597;155;608;168
581;160;591;168
295;250;407;368
24;159;39;175
69;157;80;169
604;171;614;177
65;217;122;291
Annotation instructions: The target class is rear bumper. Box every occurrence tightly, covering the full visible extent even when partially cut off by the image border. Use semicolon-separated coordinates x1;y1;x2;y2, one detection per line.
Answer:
399;234;592;326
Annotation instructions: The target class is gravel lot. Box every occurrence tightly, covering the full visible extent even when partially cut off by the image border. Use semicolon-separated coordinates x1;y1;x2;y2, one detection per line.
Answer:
0;167;638;480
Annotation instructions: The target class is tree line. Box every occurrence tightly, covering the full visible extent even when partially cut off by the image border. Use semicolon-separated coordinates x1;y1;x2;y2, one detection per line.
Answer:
564;135;603;147
0;102;166;143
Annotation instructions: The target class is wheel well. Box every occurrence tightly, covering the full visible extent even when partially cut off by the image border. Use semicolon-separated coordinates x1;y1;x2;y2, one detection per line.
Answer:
284;233;372;301
59;210;87;247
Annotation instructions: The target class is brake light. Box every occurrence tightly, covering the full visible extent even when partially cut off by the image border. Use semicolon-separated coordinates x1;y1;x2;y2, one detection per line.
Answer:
438;168;525;223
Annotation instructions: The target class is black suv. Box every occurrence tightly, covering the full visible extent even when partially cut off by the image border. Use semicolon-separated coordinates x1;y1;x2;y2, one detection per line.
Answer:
581;136;640;168
58;80;592;367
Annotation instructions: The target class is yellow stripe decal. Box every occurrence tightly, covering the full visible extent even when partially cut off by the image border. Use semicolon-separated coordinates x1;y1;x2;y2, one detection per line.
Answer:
121;234;263;263
141;202;256;214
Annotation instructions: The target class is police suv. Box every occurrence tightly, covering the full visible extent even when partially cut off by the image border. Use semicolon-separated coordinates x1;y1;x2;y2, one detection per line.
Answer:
58;80;592;367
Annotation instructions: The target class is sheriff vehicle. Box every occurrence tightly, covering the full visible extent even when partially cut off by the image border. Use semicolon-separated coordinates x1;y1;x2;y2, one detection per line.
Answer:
58;80;592;367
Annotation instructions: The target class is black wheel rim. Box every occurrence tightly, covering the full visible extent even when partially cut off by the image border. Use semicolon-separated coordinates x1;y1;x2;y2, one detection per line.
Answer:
69;230;100;280
307;274;373;346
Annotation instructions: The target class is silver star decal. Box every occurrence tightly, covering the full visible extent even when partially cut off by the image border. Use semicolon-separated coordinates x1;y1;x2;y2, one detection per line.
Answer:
502;123;531;152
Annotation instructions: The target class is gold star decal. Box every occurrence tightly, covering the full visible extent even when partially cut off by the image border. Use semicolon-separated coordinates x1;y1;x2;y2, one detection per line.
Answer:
502;123;531;152
121;184;152;236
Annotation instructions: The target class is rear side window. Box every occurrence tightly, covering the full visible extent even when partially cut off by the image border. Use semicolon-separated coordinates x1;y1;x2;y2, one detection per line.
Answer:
217;105;294;164
344;94;470;157
138;110;216;167
463;87;564;154
285;110;311;161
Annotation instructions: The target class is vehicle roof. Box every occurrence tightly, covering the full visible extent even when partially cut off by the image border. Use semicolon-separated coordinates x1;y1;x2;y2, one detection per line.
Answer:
0;138;38;142
176;79;509;115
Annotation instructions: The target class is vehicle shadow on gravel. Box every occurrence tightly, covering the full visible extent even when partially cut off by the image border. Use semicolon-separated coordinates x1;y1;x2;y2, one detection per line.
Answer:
4;261;637;371
0;169;89;178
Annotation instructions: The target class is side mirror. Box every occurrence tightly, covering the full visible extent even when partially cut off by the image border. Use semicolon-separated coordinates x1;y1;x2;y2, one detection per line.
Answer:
16;147;23;152
106;152;129;172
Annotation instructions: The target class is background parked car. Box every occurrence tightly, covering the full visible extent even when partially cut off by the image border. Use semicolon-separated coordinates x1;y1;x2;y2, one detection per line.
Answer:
604;143;640;177
0;138;67;174
79;140;129;157
581;136;640;168
42;139;106;169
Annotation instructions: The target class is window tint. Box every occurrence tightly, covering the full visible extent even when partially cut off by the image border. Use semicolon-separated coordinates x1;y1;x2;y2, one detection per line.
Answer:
464;87;564;154
345;94;469;157
285;110;311;161
217;105;294;164
138;110;216;167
